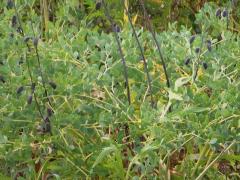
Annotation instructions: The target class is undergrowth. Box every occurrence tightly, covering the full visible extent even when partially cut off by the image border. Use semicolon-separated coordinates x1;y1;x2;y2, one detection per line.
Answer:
0;1;240;179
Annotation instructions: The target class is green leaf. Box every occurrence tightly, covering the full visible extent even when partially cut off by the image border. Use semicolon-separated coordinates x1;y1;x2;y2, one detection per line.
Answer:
169;90;183;101
91;145;117;171
184;106;211;113
174;77;191;91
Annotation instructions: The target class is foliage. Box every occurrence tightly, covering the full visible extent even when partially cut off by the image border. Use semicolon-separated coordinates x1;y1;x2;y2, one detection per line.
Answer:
0;0;240;179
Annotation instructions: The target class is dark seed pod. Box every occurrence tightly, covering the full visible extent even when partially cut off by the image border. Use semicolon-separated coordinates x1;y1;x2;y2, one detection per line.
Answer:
44;116;50;123
44;122;51;133
216;8;221;18
206;40;212;52
43;117;51;133
222;9;228;17
95;1;101;10
24;36;31;43
189;35;196;44
217;34;223;42
0;61;3;65
195;47;200;54
18;59;24;65
114;24;121;33
7;0;14;9
0;75;5;83
17;86;24;95
184;58;191;65
203;62;208;69
49;81;57;89
33;38;38;48
16;27;23;34
95;45;101;51
11;15;17;28
31;83;36;93
47;108;53;117
27;95;33;104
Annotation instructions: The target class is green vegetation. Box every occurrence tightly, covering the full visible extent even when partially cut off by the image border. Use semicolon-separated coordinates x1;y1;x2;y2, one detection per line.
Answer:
0;0;240;179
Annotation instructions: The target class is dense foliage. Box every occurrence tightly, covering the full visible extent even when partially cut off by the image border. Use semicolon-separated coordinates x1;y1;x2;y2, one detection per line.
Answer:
0;0;240;179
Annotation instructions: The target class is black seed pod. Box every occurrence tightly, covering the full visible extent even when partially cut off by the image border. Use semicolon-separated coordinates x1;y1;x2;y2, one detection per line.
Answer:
216;8;221;18
95;1;101;10
31;83;36;93
217;34;222;42
207;40;212;52
195;47;200;54
7;0;14;9
33;38;38;48
114;24;121;33
222;9;228;17
11;15;17;28
49;81;57;89
16;27;23;34
44;116;50;123
203;62;208;69
44;122;51;133
27;95;33;104
47;108;53;117
17;86;24;95
18;58;24;65
189;35;196;44
184;58;191;65
0;75;5;83
0;61;3;65
24;36;31;43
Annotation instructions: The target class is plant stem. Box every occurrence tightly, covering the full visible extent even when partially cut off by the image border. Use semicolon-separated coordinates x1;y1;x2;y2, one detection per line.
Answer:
121;0;154;108
13;1;45;120
139;0;170;88
102;0;131;105
30;21;53;108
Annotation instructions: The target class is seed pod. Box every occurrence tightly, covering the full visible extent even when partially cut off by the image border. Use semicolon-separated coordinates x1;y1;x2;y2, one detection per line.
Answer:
206;40;212;52
114;24;121;33
0;61;3;65
31;83;36;93
184;58;191;65
195;47;200;54
95;1;101;10
33;38;38;48
0;75;5;83
216;8;221;18
217;34;222;42
16;27;23;34
49;81;57;89
43;117;51;133
11;15;17;28
189;35;196;44
27;95;33;104
7;0;14;9
222;9;228;17
18;58;24;65
47;108;53;117
17;86;24;95
203;62;208;69
44;122;51;133
44;116;50;123
24;36;31;43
